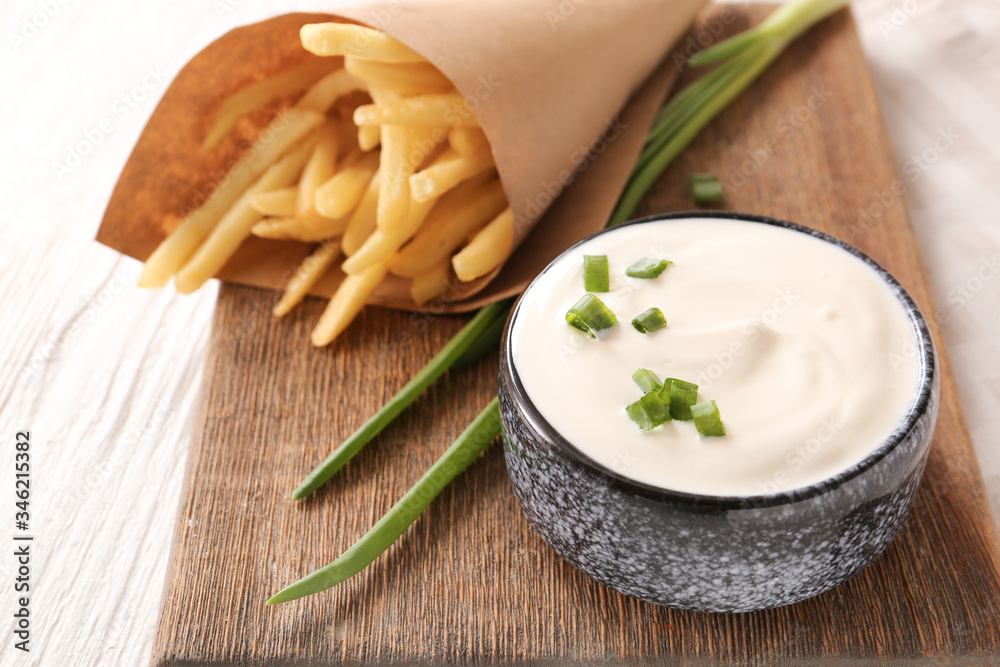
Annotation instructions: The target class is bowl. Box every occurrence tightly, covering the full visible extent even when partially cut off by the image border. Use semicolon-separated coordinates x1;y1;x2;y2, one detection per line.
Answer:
498;211;939;612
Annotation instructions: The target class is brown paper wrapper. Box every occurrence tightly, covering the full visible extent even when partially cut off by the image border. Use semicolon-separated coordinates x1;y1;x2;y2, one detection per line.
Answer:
98;0;707;313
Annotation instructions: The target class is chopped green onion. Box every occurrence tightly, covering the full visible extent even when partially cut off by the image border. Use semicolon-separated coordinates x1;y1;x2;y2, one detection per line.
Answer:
626;391;672;431
566;294;617;338
690;173;725;203
631;307;667;334
625;258;672;279
691;400;726;437
659;377;673;403
583;254;610;292
632;368;663;394
663;378;699;421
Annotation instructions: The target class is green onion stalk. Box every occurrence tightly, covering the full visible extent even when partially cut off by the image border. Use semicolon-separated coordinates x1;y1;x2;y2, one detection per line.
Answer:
612;0;849;224
268;0;849;605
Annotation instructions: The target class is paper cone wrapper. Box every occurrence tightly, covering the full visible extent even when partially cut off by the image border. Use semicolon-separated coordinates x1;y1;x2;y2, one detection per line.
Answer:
98;0;707;312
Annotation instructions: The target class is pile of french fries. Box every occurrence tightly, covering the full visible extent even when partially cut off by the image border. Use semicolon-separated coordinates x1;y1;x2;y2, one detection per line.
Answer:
138;22;514;346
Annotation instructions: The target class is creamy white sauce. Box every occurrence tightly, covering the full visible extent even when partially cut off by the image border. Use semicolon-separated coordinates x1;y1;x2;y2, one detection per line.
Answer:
510;218;922;496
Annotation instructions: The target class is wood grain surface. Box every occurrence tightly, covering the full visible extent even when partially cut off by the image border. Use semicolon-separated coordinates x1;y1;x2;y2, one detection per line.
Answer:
151;6;1000;665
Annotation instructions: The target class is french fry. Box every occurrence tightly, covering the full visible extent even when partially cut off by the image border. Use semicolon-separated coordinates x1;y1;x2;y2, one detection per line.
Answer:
139;107;325;288
203;57;341;150
311;260;389;346
388;178;507;278
448;127;490;156
251;216;337;242
342;192;438;274
409;148;495;202
304;209;351;238
410;136;451;178
273;239;342;317
451;207;513;282
358;125;381;151
341;229;395;274
341;143;468;272
343;170;490;275
376;123;410;231
294;69;366;113
250;187;298;217
342;170;380;256
365;86;410;235
172;138;318;294
301;23;426;63
344;57;453;96
145;21;516;327
378;123;447;234
354;93;478;127
410;258;452;306
297;122;340;226
314;150;379;219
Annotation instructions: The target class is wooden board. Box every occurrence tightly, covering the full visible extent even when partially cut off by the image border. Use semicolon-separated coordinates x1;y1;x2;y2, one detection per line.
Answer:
151;7;1000;665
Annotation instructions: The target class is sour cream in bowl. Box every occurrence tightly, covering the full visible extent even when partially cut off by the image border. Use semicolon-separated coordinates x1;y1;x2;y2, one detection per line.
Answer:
498;212;938;612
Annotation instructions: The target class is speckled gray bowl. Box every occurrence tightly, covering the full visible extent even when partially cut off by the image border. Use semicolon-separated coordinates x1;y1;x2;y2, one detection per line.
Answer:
498;212;939;613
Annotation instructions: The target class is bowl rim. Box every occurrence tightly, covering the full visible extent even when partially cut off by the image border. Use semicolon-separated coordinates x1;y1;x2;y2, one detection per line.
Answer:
500;211;937;510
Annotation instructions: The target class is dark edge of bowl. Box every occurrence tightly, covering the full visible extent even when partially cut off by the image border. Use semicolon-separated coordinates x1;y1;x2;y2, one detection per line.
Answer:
501;210;938;511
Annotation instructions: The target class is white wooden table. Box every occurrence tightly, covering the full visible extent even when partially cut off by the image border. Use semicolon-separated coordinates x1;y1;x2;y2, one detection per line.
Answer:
1;0;997;664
